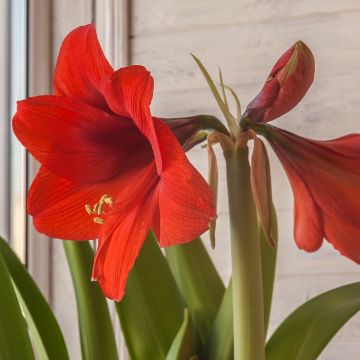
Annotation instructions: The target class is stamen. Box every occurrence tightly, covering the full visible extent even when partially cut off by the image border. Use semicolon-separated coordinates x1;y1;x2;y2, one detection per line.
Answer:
85;204;92;215
93;217;104;224
93;203;99;214
85;194;114;225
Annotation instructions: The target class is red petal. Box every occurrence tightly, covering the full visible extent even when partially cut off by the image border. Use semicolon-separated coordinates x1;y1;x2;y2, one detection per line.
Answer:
268;126;360;260
28;167;100;240
152;119;216;246
13;96;152;183
92;205;149;301
101;66;163;173
323;215;360;264
273;146;324;251
54;24;113;110
92;166;159;301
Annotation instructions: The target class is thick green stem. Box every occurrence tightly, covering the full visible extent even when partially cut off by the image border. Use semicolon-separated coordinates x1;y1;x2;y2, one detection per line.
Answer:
224;146;265;360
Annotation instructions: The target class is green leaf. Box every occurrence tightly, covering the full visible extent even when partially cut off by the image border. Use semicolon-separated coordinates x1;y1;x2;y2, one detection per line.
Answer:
165;238;225;345
192;54;239;136
166;309;196;360
63;241;118;360
116;232;184;360
260;207;278;336
0;238;68;360
266;282;360;360
0;239;34;360
204;281;233;360
224;85;241;121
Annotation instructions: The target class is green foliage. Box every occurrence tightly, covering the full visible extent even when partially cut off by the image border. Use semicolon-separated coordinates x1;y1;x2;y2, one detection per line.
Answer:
165;238;224;345
266;282;360;359
0;238;68;360
63;240;118;360
115;233;184;360
166;309;196;360
0;238;34;360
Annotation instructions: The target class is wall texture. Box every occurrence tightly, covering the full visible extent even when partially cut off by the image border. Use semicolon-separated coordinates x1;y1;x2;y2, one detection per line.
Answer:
49;1;360;359
131;0;360;359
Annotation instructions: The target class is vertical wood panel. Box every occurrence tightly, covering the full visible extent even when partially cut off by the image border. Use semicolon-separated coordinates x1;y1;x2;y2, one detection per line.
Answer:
0;0;10;241
27;0;52;301
9;0;27;261
50;2;93;358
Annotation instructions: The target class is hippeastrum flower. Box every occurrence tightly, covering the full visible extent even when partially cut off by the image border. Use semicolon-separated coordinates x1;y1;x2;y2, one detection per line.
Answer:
242;41;315;125
13;24;217;300
242;41;360;263
263;126;360;262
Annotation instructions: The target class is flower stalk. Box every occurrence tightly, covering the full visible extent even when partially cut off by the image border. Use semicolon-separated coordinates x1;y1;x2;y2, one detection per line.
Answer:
224;145;265;360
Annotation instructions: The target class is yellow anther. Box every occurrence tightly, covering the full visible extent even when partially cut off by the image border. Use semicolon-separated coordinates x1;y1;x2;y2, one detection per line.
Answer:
93;217;104;224
85;204;92;215
93;203;99;214
85;194;113;224
104;196;113;205
97;202;104;215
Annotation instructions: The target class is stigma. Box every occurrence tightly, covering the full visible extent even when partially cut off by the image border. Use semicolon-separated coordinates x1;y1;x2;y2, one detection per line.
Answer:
85;194;113;224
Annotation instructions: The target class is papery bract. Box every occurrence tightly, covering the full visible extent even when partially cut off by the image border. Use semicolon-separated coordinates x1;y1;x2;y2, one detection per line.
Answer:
243;41;315;124
13;24;216;300
265;126;360;263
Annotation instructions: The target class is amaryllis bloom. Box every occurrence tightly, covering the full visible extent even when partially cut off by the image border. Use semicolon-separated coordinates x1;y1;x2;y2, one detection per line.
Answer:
264;126;360;263
242;41;360;263
13;24;216;300
242;41;315;124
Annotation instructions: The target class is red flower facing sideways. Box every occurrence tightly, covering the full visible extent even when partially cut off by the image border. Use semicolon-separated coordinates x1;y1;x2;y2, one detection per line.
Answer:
13;25;216;300
243;41;360;263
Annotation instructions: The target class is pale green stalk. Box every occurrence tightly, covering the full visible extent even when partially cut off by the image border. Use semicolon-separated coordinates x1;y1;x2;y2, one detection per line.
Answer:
224;146;265;360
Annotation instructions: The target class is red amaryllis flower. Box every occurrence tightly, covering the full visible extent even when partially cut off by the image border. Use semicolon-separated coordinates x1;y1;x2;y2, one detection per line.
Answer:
242;41;314;124
13;24;216;300
243;41;360;263
264;126;360;263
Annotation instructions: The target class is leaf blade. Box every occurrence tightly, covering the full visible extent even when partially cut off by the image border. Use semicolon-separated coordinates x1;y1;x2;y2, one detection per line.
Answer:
165;238;225;346
63;240;118;360
166;309;196;360
266;282;360;360
0;239;34;360
0;238;68;360
116;232;184;360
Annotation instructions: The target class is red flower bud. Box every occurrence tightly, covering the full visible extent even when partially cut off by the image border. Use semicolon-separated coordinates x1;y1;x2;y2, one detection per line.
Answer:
242;41;315;124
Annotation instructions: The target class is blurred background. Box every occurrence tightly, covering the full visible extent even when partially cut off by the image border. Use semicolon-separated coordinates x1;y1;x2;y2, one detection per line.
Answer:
0;0;359;358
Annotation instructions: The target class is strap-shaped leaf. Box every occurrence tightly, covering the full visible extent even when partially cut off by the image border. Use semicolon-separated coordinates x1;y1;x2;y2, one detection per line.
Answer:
0;238;68;360
260;206;277;335
192;55;239;137
165;238;224;345
116;232;184;360
0;240;34;360
266;282;360;360
166;309;196;360
63;241;118;360
204;281;233;360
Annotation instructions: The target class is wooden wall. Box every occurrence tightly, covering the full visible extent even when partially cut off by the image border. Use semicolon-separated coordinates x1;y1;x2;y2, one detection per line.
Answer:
131;0;360;359
49;0;360;358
